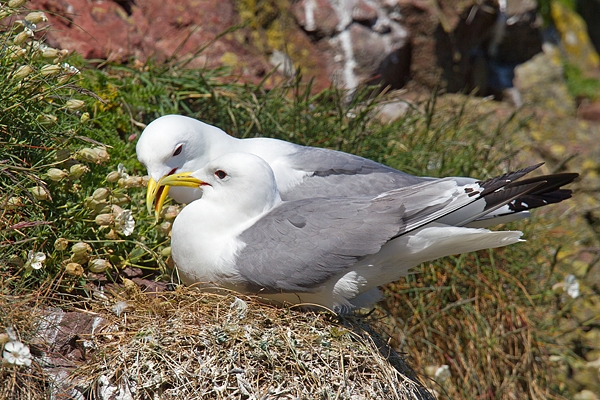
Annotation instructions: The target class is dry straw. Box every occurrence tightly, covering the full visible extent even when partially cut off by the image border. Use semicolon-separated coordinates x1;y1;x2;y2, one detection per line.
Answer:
1;285;435;399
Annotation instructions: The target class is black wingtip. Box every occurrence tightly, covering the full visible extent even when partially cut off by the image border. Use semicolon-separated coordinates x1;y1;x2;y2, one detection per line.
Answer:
479;166;578;214
478;163;545;196
509;172;579;195
508;189;574;212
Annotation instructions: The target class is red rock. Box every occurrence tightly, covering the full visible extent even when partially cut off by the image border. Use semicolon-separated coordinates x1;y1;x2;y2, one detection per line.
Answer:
578;100;600;121
25;0;542;97
31;308;107;362
30;0;274;84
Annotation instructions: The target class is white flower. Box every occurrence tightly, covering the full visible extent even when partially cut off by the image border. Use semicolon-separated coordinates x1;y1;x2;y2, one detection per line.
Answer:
40;64;61;76
66;99;85;110
26;250;46;270
69;163;90;179
26;39;41;52
229;297;248;320
40;46;59;59
3;341;32;367
61;62;79;74
564;274;580;299
12;65;33;80
434;365;451;382
118;176;144;189
117;163;129;178
6;45;26;59
115;209;135;236
29;186;50;201
46;168;68;182
92;188;110;201
106;170;120;183
112;301;131;317
71;242;92;255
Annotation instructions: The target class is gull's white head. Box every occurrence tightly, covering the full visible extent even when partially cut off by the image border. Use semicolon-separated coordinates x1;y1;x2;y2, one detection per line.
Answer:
192;152;282;216
136;115;236;210
136;115;228;182
155;152;283;285
154;152;282;221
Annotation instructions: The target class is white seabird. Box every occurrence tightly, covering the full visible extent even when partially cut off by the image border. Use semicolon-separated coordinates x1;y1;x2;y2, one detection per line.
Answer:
149;152;574;313
137;115;577;227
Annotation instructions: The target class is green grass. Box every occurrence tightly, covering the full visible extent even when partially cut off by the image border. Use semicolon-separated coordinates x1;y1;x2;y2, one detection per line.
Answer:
564;62;600;101
0;3;589;399
374;218;573;398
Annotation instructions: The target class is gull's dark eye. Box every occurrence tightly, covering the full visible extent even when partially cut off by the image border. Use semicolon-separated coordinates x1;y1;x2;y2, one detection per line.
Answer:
215;170;227;179
173;145;183;156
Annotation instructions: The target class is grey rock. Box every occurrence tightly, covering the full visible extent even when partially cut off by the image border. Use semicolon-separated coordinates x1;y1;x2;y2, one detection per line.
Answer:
375;100;411;123
352;0;379;25
292;0;410;90
349;23;389;74
574;390;600;400
292;0;340;37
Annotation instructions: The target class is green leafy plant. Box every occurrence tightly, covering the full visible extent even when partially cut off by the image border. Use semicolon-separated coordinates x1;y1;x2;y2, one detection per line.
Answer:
0;1;167;298
564;62;600;101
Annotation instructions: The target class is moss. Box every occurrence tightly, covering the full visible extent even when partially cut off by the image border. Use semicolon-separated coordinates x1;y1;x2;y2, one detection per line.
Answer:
235;0;319;76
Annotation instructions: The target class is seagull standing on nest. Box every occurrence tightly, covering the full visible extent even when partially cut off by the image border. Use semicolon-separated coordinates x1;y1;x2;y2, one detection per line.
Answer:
148;152;576;313
136;115;576;227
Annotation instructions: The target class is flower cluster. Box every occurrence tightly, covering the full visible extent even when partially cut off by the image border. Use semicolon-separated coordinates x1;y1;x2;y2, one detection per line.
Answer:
84;164;141;240
41;149;140;277
39;148;156;280
110;163;147;189
2;0;86;125
0;0;166;288
94;205;136;237
54;240;113;276
85;184;136;239
46;147;110;185
76;147;110;164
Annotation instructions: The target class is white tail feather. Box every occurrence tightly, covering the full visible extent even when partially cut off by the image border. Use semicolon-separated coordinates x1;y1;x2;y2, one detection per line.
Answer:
343;224;523;298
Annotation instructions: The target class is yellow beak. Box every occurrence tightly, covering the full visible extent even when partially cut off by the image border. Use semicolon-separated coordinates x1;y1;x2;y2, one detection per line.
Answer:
146;177;159;215
147;172;205;221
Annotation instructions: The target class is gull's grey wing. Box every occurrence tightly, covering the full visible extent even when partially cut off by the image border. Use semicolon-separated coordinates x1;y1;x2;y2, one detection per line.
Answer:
289;146;405;177
286;149;579;226
282;146;432;199
236;196;405;293
235;179;485;294
235;165;555;294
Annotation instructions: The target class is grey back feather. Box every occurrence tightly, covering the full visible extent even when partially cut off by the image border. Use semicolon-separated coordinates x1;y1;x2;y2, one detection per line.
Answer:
236;179;477;293
236;196;407;293
283;147;431;199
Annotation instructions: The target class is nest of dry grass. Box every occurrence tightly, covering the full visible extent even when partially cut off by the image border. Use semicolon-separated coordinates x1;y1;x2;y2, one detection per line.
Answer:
0;283;434;399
